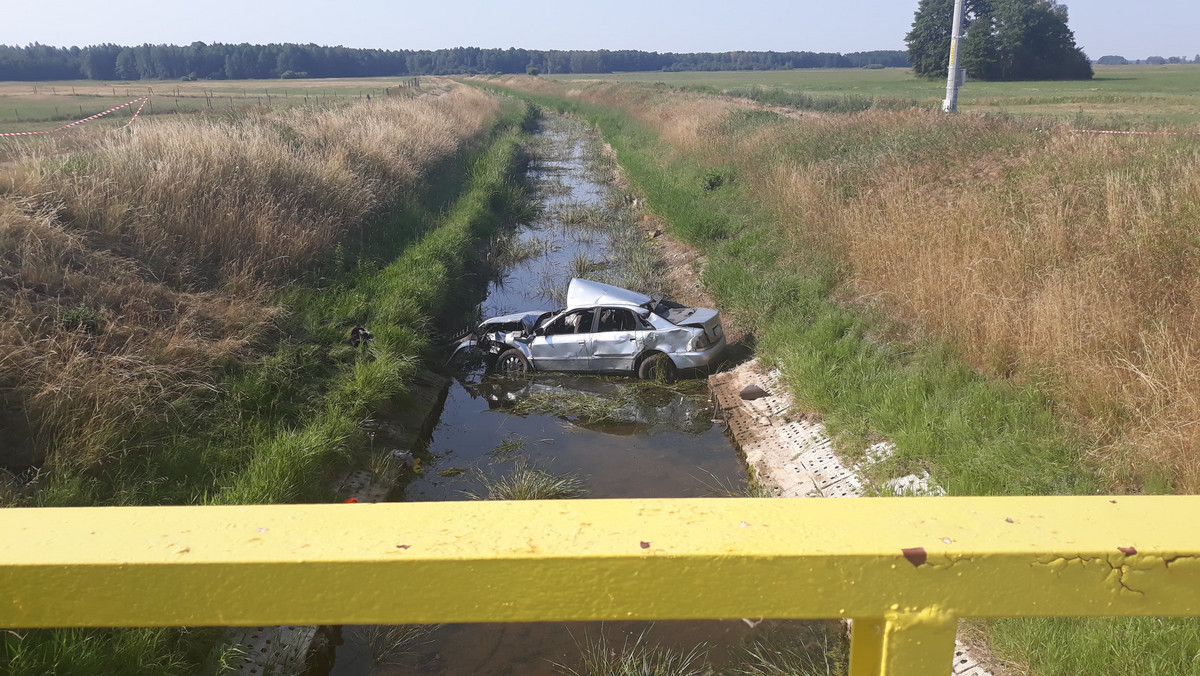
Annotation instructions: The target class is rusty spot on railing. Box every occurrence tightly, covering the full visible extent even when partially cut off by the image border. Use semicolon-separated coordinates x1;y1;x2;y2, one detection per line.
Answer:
902;547;927;567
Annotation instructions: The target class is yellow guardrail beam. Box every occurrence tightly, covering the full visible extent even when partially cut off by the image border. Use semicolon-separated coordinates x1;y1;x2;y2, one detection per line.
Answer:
3;496;1199;674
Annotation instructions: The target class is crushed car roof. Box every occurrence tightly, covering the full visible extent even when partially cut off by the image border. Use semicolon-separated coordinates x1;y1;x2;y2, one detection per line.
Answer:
566;278;652;310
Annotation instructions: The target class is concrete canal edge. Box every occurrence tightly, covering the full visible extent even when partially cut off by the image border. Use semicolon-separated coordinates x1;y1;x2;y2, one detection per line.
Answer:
710;359;996;676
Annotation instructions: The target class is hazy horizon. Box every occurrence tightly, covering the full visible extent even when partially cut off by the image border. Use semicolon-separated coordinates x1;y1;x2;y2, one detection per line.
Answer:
7;0;1197;64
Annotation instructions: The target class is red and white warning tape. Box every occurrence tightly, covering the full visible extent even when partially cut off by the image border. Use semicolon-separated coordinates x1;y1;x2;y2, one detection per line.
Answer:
0;97;149;138
1071;128;1200;137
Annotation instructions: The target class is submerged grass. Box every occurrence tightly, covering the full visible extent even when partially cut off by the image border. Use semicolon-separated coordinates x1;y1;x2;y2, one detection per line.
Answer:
489;231;560;266
509;390;628;423
468;460;586;500
487;434;527;461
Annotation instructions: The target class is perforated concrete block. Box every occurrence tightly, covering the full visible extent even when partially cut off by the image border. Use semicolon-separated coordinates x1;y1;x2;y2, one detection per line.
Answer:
229;624;318;676
710;360;993;674
953;641;995;675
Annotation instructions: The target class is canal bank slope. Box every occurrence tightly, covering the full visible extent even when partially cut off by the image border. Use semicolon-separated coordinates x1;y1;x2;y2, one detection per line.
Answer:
0;91;537;675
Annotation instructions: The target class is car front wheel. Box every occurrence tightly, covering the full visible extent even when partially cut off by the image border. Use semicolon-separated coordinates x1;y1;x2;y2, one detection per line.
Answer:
496;349;530;375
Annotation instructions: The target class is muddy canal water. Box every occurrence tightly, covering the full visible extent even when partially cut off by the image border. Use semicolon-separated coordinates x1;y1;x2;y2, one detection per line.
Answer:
325;117;825;675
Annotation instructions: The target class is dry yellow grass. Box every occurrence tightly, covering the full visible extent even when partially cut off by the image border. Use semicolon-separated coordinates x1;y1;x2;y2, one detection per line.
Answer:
0;87;500;471
753;118;1200;490
496;76;1200;491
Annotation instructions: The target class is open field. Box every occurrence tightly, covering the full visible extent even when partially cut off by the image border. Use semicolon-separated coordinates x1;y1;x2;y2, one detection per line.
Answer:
4;66;1198;135
548;64;1200;126
0;76;427;133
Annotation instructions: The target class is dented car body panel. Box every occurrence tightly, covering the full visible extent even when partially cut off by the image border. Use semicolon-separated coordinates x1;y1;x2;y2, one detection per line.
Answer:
468;279;726;376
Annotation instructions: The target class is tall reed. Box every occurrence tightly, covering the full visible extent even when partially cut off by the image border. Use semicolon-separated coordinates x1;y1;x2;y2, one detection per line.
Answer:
0;88;500;474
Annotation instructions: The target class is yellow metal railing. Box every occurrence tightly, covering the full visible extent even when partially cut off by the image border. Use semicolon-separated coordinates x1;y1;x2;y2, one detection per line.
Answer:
3;496;1199;675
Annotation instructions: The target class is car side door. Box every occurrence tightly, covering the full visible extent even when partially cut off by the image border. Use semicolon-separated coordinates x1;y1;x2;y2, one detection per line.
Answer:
528;308;596;372
588;307;646;372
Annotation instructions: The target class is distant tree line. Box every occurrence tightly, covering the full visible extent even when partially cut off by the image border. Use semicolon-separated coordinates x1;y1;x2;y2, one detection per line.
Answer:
906;0;1092;80
1097;55;1199;65
0;43;910;81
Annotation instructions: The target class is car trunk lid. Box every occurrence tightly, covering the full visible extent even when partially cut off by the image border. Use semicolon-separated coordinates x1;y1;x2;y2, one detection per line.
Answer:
670;307;722;344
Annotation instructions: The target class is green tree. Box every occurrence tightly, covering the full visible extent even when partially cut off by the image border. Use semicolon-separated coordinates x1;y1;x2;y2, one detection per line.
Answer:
80;44;120;80
905;0;985;78
114;48;137;79
907;0;1091;80
960;4;1002;80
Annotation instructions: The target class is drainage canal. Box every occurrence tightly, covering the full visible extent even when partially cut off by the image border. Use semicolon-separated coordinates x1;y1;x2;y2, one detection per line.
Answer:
322;115;839;675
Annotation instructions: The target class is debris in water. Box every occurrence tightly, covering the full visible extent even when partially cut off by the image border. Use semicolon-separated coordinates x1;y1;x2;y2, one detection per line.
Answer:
391;449;418;470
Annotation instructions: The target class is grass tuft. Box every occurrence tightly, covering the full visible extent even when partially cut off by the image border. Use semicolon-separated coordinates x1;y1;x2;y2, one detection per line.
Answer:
554;629;709;676
727;624;846;676
468;460;586;500
352;624;439;666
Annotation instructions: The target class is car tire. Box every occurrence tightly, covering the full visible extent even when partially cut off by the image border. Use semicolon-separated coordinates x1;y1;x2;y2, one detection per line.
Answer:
496;349;530;375
637;352;677;382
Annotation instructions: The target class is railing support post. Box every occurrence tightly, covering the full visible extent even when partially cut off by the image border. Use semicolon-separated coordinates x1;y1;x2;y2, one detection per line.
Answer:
848;609;957;676
848;618;885;675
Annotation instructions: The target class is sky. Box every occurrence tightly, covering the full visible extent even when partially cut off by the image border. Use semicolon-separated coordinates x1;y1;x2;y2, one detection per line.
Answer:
5;0;1198;60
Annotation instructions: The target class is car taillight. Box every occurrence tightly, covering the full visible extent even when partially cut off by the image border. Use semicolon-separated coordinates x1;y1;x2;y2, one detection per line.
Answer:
690;331;712;351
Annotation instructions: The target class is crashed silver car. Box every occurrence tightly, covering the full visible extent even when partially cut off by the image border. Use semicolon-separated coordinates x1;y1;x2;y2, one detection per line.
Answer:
462;279;726;379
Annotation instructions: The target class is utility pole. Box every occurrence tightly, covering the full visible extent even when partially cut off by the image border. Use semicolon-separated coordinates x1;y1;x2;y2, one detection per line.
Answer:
942;0;966;112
